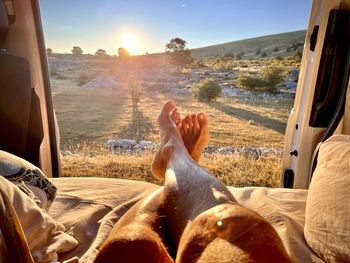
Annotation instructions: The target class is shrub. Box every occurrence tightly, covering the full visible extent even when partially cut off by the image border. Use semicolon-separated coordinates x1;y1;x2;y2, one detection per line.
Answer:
236;51;245;60
236;74;265;90
261;64;287;89
212;59;236;71
193;78;222;102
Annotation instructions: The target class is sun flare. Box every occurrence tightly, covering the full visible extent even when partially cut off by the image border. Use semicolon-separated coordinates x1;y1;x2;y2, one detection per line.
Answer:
121;34;138;55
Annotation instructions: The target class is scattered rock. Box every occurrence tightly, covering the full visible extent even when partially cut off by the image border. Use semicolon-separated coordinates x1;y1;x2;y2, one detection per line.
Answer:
82;76;121;89
218;147;235;155
106;139;137;151
63;150;73;156
247;120;256;125
134;140;158;150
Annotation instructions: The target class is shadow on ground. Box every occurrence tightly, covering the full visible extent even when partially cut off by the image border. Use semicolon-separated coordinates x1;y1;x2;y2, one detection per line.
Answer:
208;101;286;133
117;105;155;141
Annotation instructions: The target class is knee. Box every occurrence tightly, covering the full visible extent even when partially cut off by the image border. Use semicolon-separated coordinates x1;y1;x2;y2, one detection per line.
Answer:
94;225;172;263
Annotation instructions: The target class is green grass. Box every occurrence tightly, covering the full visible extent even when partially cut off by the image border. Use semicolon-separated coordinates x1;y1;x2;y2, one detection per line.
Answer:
191;30;306;59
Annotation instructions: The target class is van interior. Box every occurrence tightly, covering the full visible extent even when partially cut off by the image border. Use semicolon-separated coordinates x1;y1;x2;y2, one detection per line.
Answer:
0;0;349;262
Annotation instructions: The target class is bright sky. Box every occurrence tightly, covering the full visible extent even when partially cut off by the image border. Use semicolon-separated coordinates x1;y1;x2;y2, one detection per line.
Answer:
39;0;312;55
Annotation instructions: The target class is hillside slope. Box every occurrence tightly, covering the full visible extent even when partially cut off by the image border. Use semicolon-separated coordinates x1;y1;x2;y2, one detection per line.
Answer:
191;30;306;59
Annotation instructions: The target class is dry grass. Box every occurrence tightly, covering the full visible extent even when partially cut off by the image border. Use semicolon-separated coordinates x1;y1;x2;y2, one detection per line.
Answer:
62;151;282;187
51;55;292;187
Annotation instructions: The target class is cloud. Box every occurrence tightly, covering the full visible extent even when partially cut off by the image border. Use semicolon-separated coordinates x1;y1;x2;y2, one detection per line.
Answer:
181;3;187;8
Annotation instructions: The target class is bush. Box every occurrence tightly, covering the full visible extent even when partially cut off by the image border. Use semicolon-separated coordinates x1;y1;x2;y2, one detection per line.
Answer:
193;78;222;102
236;74;265;90
261;64;287;89
212;59;236;71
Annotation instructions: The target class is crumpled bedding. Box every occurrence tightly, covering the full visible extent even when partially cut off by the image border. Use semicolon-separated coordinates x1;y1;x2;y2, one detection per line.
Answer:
49;177;322;263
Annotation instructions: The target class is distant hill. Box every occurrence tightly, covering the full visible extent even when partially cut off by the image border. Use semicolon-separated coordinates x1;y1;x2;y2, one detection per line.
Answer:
191;30;306;59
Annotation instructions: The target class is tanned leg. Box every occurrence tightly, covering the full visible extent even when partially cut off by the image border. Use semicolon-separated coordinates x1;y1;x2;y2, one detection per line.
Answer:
94;188;174;263
181;113;209;162
95;102;193;263
151;101;236;244
151;101;292;262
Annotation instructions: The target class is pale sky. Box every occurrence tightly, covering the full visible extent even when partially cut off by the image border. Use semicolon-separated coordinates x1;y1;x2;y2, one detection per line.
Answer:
39;1;312;55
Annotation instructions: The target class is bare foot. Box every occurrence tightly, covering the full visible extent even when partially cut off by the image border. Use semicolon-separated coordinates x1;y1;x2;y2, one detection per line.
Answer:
181;113;209;162
151;101;185;180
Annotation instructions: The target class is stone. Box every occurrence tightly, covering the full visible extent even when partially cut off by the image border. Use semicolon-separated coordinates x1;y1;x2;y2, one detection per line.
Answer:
106;139;137;151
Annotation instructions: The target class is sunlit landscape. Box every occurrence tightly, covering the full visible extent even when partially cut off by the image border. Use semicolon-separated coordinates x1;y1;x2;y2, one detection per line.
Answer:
41;0;311;186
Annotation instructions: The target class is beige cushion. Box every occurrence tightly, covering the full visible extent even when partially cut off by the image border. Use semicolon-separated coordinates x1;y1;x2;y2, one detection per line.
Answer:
49;178;320;262
0;176;78;263
305;134;350;262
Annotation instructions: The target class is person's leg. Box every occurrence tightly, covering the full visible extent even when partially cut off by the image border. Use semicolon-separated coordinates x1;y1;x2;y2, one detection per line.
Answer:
151;101;291;262
94;188;174;263
152;101;237;244
94;103;209;263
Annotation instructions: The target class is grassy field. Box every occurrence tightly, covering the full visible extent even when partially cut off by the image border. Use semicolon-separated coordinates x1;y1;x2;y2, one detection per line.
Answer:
49;37;298;187
52;76;292;187
52;79;290;149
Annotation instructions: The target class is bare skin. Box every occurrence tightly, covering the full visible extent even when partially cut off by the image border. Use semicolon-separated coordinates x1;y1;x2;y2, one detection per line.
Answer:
180;113;209;162
95;101;291;263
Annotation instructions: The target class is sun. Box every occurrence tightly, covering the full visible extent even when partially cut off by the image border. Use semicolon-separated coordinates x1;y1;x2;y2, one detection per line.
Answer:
121;34;138;55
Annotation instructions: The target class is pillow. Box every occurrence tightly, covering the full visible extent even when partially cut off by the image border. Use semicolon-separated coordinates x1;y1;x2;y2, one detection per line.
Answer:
0;176;78;263
305;134;350;262
0;150;57;209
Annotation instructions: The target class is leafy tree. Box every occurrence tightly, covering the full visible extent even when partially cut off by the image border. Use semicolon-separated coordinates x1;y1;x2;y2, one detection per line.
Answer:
95;49;108;56
118;47;130;58
46;48;53;56
72;46;83;56
165;37;194;68
193;78;222;102
261;52;268;58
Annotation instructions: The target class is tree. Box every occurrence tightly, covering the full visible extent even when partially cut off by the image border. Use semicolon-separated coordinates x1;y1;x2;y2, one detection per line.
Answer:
165;37;194;68
256;48;261;55
95;49;108;56
46;48;53;56
72;46;83;56
118;47;130;58
261;52;268;58
273;47;279;52
193;78;222;102
236;51;245;60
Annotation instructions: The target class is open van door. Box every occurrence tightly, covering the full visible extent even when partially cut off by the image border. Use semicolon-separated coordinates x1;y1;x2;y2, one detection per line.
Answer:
281;0;350;189
0;0;61;177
